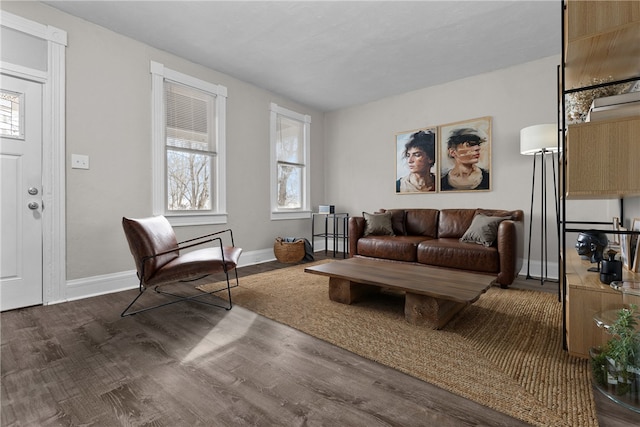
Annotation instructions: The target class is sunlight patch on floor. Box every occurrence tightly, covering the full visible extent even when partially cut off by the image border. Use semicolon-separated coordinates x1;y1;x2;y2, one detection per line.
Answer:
181;308;258;364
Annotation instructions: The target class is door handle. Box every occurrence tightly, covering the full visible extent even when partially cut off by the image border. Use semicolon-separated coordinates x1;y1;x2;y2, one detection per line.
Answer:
28;202;39;210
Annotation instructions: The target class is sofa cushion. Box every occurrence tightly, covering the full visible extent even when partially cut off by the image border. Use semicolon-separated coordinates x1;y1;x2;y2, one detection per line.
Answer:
378;209;407;236
357;235;427;262
460;213;512;247
438;209;477;238
476;208;523;221
417;238;499;273
405;209;439;237
363;211;395;236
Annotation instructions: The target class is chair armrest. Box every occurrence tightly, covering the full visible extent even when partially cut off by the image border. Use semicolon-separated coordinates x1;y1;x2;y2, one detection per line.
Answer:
179;228;236;247
142;229;236;268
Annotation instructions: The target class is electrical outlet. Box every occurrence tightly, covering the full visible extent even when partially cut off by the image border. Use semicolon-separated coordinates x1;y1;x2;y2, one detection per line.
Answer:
71;154;89;170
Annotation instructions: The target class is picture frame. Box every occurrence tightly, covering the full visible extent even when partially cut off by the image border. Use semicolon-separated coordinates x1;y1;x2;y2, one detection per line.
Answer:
395;126;438;194
631;218;640;273
620;227;631;270
611;217;620;245
439;116;492;192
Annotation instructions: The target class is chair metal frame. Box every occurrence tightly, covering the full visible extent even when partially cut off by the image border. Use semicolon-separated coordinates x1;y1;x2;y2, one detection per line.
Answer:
121;228;239;317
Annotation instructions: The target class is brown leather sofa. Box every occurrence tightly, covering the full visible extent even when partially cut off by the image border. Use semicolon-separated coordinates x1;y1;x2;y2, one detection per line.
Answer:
348;208;524;288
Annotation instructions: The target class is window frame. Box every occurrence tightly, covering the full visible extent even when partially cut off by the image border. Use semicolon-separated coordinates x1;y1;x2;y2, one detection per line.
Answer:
270;102;311;220
150;61;227;226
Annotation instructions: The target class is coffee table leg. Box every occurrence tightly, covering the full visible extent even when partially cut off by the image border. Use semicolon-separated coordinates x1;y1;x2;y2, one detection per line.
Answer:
405;293;466;329
328;278;377;304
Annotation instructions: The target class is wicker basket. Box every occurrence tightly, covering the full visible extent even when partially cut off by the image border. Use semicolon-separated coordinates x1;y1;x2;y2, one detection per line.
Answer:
273;237;306;263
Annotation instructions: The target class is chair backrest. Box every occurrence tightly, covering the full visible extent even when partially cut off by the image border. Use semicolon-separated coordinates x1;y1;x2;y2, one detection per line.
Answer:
122;216;179;283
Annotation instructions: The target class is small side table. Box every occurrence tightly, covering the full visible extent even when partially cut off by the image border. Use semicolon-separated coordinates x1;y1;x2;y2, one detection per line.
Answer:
311;213;349;258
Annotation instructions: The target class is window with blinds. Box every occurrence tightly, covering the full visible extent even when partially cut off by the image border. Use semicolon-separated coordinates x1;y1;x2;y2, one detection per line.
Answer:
164;81;215;211
151;61;227;225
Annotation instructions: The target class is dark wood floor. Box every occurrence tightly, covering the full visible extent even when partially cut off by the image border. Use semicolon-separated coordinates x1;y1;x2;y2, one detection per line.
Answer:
1;253;638;426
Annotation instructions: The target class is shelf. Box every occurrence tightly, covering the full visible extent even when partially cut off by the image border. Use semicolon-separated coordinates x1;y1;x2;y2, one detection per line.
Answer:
564;116;640;199
311;213;349;258
565;250;640;358
564;0;640;89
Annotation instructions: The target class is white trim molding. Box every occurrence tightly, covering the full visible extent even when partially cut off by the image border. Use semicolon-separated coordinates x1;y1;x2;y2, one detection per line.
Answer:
1;11;67;305
270;102;312;221
150;61;228;226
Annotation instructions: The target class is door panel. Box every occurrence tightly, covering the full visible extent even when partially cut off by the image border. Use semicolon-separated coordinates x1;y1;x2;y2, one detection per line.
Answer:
1;74;43;311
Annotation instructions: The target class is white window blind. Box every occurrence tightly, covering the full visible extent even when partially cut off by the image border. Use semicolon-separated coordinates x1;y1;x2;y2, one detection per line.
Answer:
151;61;227;226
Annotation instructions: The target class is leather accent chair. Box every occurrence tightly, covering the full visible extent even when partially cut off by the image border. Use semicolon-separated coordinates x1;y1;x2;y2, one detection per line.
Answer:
121;215;242;316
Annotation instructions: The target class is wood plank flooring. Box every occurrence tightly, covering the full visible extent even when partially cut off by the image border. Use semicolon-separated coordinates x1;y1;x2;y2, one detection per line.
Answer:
2;253;638;426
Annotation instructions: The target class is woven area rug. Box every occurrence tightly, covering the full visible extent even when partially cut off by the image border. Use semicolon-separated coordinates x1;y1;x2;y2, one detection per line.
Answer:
199;261;597;427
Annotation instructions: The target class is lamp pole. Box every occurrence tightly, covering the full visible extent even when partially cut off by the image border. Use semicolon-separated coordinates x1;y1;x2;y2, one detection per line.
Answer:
520;124;560;288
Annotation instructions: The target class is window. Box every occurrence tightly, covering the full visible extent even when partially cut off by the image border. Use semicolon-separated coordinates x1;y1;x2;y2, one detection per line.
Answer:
151;61;227;225
0;90;24;139
270;103;311;220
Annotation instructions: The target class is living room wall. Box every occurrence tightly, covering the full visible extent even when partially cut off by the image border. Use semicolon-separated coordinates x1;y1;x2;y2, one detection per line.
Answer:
323;55;621;278
4;2;634;299
1;1;326;288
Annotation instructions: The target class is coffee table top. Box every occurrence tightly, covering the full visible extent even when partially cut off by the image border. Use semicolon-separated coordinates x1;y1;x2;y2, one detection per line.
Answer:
305;257;495;304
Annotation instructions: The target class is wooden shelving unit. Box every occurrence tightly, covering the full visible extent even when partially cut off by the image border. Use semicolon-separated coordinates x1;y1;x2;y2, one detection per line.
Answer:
565;116;640;199
565;250;640;359
564;0;640;90
560;0;640;356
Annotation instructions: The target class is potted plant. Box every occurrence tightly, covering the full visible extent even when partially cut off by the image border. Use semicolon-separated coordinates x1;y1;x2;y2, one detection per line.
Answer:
591;304;640;398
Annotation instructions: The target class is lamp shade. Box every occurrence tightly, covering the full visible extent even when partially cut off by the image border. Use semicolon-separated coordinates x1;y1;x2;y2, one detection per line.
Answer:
520;124;558;155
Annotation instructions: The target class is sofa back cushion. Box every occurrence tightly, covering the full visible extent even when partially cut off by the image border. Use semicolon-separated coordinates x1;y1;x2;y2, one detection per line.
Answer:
438;209;477;238
477;208;523;222
405;209;439;237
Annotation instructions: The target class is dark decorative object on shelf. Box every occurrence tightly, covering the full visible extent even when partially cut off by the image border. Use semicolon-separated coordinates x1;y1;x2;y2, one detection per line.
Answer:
601;250;623;285
575;231;609;272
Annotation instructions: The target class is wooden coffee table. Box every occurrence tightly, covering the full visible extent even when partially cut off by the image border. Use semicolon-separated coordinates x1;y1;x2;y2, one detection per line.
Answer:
304;257;495;329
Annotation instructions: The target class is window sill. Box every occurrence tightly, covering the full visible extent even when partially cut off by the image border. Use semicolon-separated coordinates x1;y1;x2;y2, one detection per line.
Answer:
165;213;228;227
271;210;312;221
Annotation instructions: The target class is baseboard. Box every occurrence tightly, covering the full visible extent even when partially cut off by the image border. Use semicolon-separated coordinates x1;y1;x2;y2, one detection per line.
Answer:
58;246;313;304
64;270;139;303
61;243;537;304
519;260;559;281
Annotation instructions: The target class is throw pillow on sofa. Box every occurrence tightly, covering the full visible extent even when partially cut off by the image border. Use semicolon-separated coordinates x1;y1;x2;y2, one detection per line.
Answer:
460;214;511;247
363;211;395;236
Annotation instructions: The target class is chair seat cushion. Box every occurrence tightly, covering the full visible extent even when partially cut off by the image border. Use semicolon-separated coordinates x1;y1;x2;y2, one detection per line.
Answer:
147;246;242;287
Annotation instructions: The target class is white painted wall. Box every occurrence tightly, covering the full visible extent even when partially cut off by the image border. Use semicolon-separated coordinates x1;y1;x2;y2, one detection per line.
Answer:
1;1;326;284
3;1;637;296
324;55;629;278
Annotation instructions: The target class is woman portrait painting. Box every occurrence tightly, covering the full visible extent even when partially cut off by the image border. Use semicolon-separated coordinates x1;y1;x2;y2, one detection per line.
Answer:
439;117;491;192
395;128;437;193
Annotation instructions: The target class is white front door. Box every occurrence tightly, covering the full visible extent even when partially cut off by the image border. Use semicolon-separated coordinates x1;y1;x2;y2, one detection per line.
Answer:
1;74;43;311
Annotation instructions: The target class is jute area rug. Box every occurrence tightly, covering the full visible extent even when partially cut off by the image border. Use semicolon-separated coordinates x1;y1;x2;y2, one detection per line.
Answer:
199;260;597;427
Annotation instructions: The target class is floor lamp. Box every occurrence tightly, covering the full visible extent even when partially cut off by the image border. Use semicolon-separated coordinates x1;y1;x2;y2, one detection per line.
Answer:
520;124;559;286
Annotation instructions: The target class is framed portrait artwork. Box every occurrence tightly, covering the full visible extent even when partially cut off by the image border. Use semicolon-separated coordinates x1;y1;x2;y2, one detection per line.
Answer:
439;116;492;192
395;127;438;194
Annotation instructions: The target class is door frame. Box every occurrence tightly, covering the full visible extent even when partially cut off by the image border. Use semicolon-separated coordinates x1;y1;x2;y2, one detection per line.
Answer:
1;12;67;305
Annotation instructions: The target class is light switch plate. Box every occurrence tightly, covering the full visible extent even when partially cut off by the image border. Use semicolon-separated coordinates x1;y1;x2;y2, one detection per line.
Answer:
71;154;89;170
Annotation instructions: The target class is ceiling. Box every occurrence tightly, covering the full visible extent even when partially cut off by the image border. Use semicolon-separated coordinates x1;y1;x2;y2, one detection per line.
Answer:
42;1;561;112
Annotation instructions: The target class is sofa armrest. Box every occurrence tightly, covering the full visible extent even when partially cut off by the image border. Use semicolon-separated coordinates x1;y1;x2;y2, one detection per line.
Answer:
495;218;524;287
348;216;366;257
